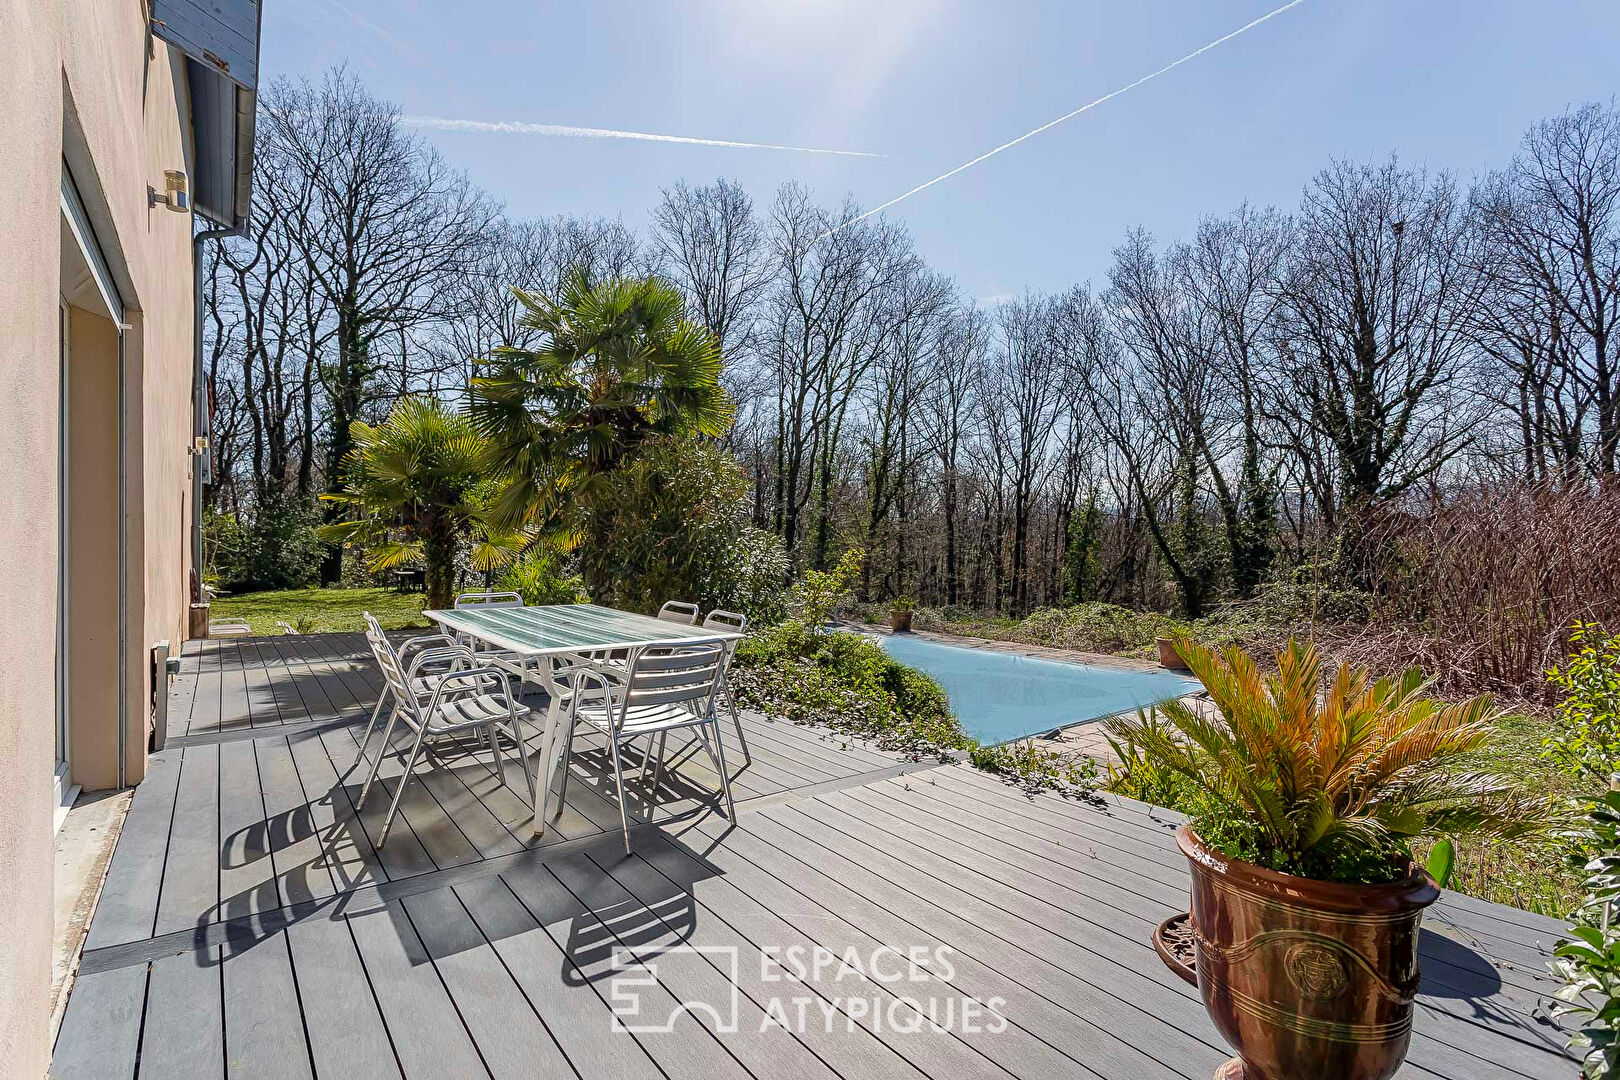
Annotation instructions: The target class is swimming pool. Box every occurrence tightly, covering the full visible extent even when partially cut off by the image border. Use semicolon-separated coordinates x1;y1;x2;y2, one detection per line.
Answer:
878;634;1200;746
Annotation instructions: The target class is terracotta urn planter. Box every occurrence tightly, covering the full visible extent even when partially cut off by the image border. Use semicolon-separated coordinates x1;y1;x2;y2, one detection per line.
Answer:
889;607;914;632
1158;636;1191;670
1176;826;1439;1080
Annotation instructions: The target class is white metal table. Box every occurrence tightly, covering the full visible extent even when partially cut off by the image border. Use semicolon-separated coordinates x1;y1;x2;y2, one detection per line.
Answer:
422;603;742;837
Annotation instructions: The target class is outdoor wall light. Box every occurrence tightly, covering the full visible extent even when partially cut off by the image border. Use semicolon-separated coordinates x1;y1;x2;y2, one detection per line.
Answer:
149;169;191;213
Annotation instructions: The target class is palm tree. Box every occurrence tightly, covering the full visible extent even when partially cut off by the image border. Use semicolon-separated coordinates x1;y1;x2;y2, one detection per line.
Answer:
471;271;733;595
318;397;523;610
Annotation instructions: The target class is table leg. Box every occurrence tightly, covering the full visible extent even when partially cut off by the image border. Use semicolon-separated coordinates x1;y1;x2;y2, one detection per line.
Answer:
533;677;560;838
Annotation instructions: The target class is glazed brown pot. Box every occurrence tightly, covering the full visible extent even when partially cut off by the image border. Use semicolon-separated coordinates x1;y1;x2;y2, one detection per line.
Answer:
890;608;913;632
1178;826;1439;1080
1158;636;1191;670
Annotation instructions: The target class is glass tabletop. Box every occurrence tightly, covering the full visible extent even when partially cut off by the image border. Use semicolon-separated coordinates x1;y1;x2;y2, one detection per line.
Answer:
423;603;738;657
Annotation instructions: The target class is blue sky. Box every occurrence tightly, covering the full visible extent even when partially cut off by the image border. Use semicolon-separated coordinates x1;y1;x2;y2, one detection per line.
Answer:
266;0;1620;302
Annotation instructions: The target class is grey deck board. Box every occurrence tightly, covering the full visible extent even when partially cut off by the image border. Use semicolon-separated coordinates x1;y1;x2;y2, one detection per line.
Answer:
186;635;224;735
400;886;576;1080
282;726;388;895
658;822;1140;1080
497;858;756;1080
218;639;251;732
583;842;940;1080
315;722;443;880
284;915;403;1080
154;742;221;938
812;785;1564;1071
55;631;1566;1080
218;738;280;922
862;775;1562;1008
255;734;336;905
139;949;226;1080
730;806;1209;1079
926;767;1567;999
48;963;146;1080
347;901;491;1080
222;929;314;1080
628;833;1019;1080
83;744;182;948
548;850;847;1080
451;873;667;1080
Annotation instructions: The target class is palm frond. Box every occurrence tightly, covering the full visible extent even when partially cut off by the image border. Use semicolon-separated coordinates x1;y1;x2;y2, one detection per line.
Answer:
1114;633;1548;883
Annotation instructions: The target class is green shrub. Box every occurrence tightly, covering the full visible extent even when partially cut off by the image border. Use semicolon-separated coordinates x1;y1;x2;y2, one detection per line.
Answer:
1547;624;1620;1077
1553;789;1620;1078
584;436;788;622
1105;636;1546;884
498;551;588;606
1545;622;1620;787
209;489;324;593
971;740;1099;796
1105;710;1193;807
790;548;864;628
731;622;968;757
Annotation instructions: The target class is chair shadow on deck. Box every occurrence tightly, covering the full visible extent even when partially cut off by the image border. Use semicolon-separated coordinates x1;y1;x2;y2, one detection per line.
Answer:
559;880;703;987
196;713;735;974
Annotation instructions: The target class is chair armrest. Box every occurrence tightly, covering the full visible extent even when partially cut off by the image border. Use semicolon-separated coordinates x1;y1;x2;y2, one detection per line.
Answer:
425;665;518;716
399;632;458;659
566;665;619;720
406;644;476;681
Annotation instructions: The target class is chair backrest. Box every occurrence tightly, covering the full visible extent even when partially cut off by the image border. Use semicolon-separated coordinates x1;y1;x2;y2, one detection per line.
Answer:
454;590;525;610
612;639;728;722
656;600;700;625
364;612;414;705
701;609;747;634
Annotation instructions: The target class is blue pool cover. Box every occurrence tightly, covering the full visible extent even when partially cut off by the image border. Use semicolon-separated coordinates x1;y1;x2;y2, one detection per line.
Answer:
879;634;1200;746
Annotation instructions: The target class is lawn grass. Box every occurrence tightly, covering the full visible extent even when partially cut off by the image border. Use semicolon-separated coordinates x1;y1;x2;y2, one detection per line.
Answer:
209;587;430;636
1421;709;1582;918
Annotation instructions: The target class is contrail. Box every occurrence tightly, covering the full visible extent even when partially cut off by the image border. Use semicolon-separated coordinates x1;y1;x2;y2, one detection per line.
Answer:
819;0;1309;239
400;115;883;158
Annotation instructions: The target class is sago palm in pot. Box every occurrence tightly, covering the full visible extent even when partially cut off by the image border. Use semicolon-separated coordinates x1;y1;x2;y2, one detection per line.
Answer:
1106;635;1545;1080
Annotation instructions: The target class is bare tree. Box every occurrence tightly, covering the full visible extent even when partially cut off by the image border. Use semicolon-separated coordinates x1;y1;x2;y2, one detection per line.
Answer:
989;294;1066;614
1177;205;1291;597
858;266;954;598
762;184;911;568
1275;157;1486;568
260;68;498;580
927;306;988;606
1474;102;1620;475
654;178;773;355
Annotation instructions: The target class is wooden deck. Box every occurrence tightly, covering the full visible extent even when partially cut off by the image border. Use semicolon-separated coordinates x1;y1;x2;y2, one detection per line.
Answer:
52;634;1576;1080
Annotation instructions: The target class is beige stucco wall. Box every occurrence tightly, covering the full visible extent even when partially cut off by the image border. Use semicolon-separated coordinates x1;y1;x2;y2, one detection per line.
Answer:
0;1;66;1076
0;0;201;1073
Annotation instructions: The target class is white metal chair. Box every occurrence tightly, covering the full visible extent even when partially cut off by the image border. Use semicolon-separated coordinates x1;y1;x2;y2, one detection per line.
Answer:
454;590;525;610
657;600;700;625
701;609;751;764
359;618;468;754
358;614;536;847
555;639;736;852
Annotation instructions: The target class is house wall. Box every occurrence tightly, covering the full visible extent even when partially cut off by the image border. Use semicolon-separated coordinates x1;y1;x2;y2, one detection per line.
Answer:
0;0;200;1073
0;2;67;1076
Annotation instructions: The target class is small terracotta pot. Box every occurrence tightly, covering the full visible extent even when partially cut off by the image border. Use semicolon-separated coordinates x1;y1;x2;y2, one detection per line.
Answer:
890;608;913;632
1158;636;1191;670
1178;827;1439;1080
